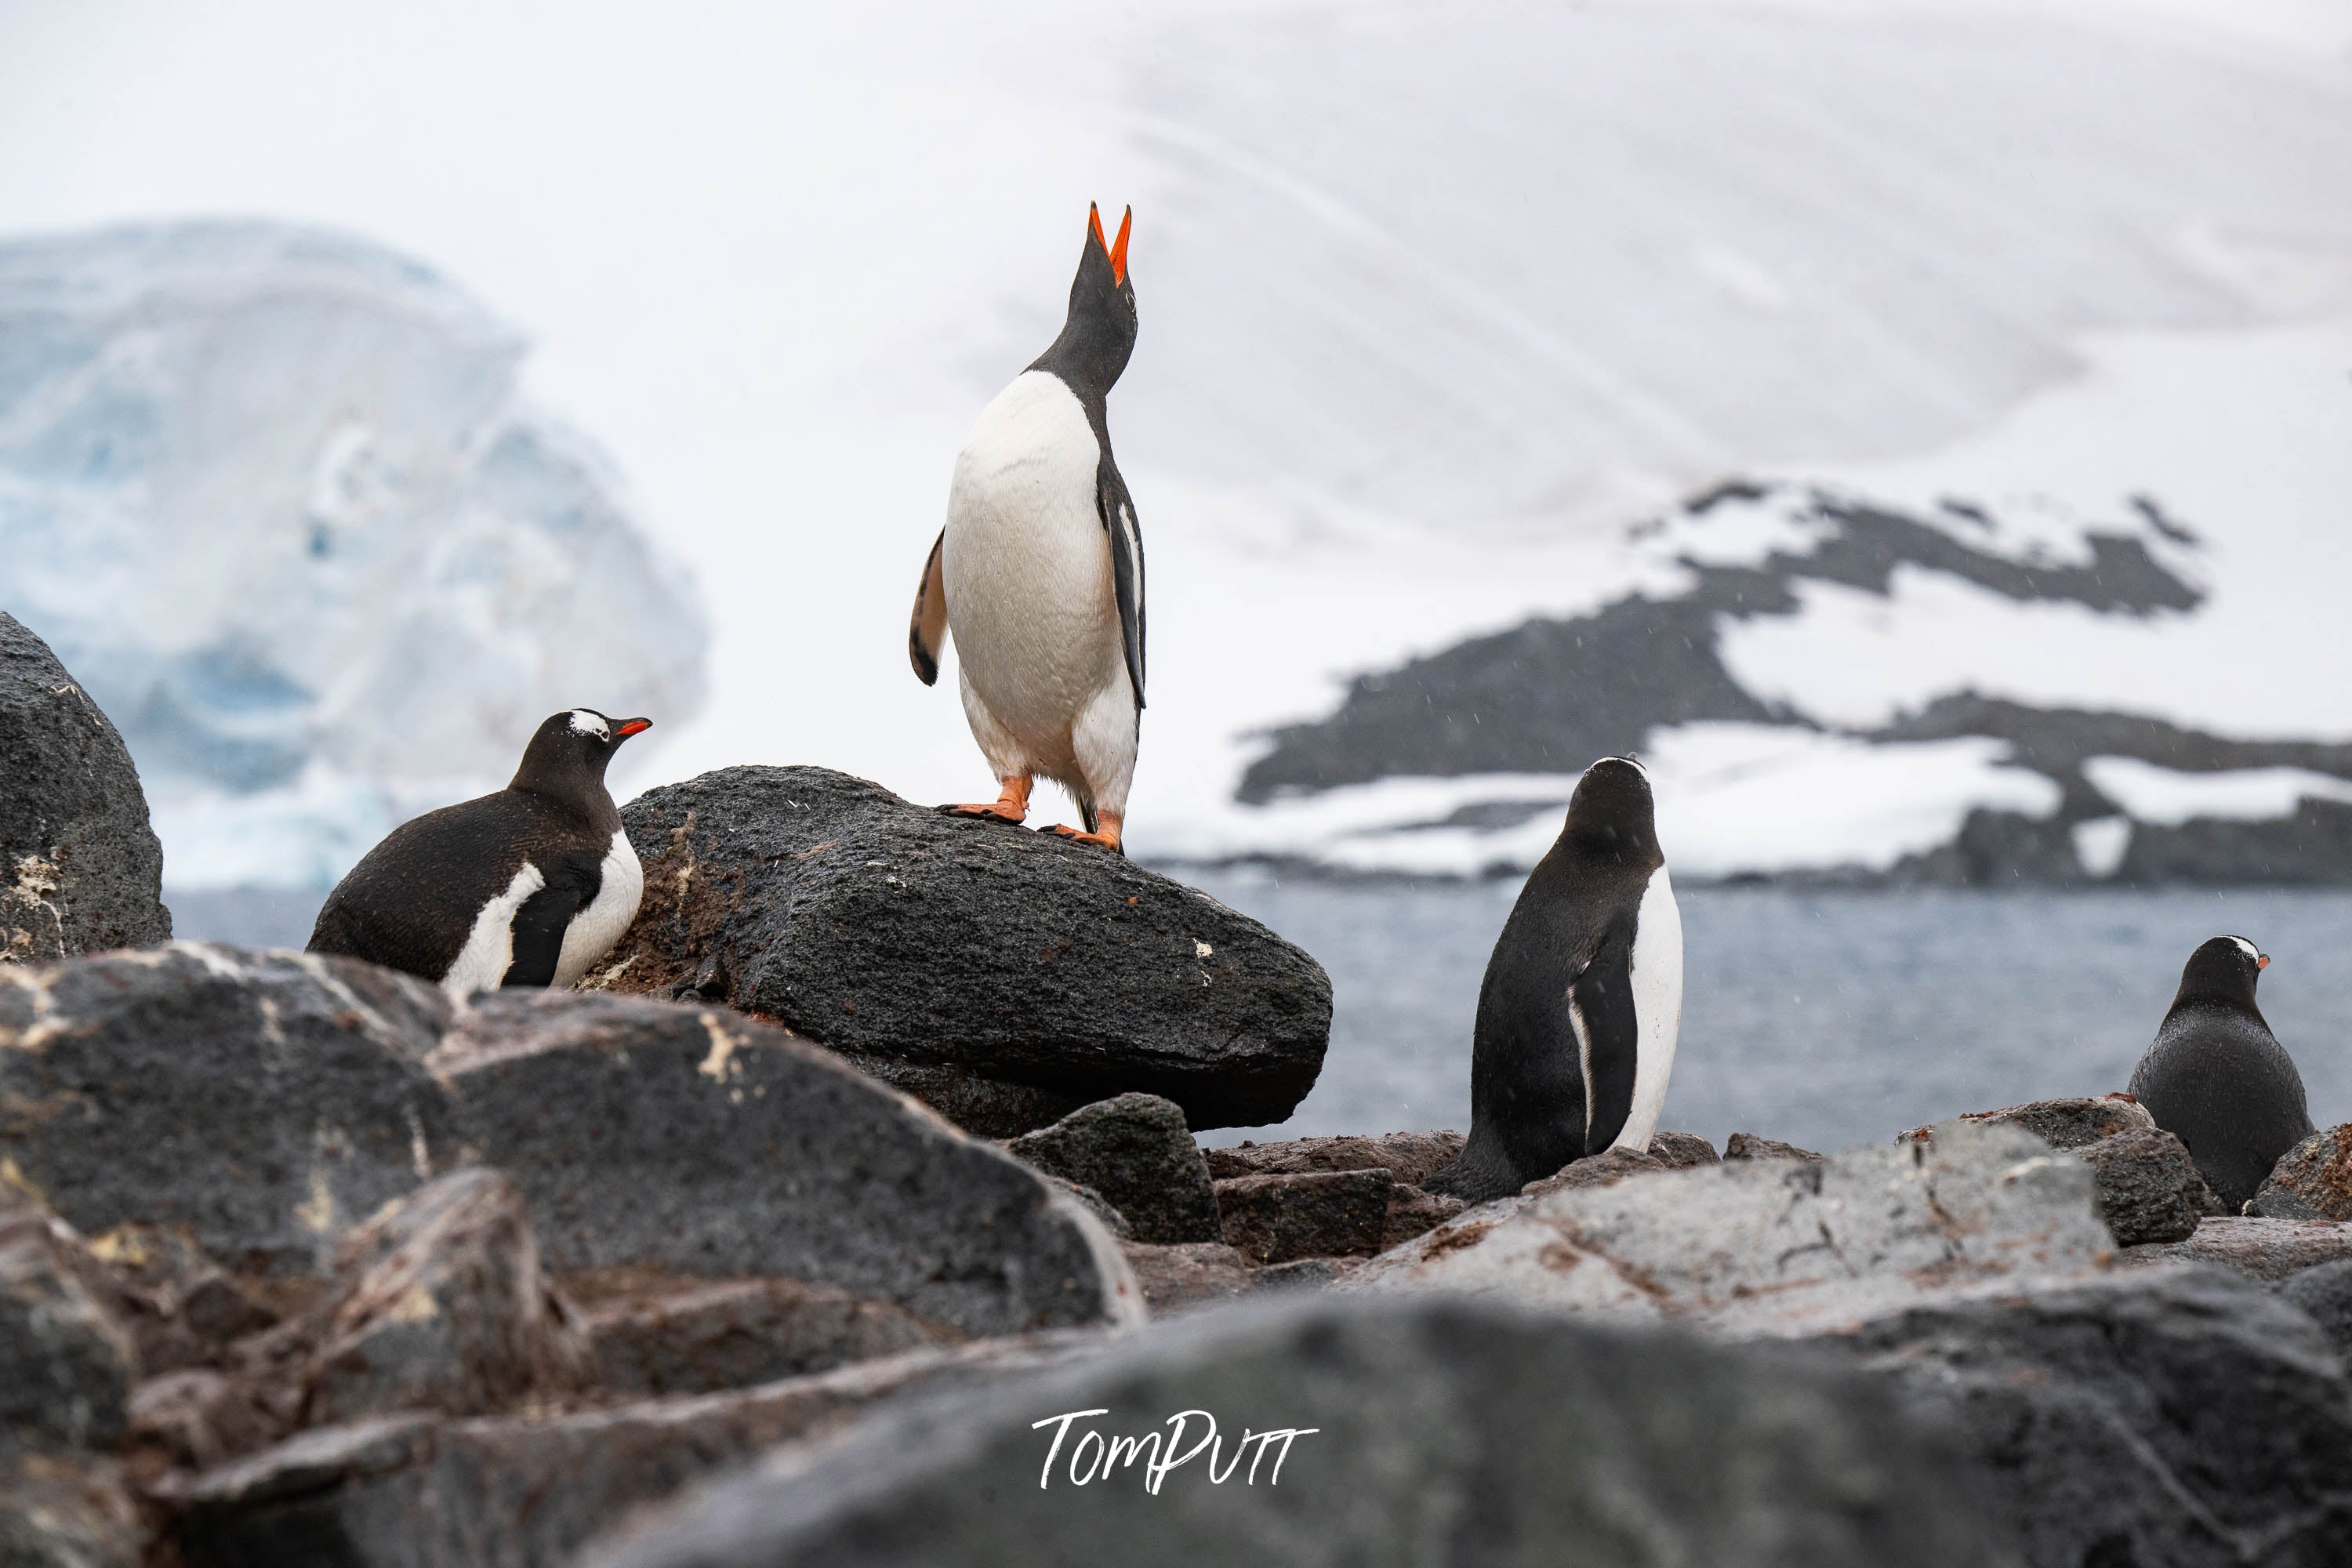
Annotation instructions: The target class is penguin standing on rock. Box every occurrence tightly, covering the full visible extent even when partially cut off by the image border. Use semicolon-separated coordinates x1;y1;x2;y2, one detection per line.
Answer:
2129;936;2314;1210
307;710;651;1001
909;202;1145;854
1425;757;1684;1203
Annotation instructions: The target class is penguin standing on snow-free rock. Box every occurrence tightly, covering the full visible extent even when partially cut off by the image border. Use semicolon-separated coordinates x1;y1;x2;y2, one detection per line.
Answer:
908;202;1145;854
1424;757;1684;1203
2129;935;2314;1210
307;710;651;1001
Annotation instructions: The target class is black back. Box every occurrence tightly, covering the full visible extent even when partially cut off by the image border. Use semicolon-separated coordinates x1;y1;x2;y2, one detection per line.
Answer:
1427;759;1665;1200
2129;936;2313;1210
307;710;644;987
1029;205;1147;710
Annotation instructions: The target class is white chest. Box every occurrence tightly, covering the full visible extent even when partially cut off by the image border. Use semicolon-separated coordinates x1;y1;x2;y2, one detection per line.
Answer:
942;372;1115;666
1615;865;1685;1151
554;831;644;989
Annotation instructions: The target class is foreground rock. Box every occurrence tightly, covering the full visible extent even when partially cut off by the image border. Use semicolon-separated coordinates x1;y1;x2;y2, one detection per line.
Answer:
585;1295;2007;1568
162;1335;1096;1568
2;948;1138;1336
2125;1215;2352;1282
1350;1120;2111;1333
0;946;453;1274
1927;1096;2221;1244
2249;1123;2352;1221
0;612;171;964
590;767;1331;1131
1007;1094;1221;1243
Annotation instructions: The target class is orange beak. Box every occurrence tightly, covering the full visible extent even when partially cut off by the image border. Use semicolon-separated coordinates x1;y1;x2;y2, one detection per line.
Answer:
2258;953;2270;970
614;717;652;739
1088;202;1131;286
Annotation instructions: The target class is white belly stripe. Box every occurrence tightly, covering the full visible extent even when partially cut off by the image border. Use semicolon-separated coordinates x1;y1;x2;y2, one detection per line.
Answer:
1614;865;1685;1152
554;831;644;989
441;862;546;1001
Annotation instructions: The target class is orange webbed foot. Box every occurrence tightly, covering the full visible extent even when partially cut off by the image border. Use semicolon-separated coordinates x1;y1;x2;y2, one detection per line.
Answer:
938;776;1032;826
1040;817;1124;856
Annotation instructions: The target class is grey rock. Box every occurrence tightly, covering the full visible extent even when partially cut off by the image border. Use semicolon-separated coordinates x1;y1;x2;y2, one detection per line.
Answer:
2248;1123;2352;1221
1036;1176;1131;1240
162;1336;1098;1568
582;1295;2008;1568
0;612;169;965
579;1276;960;1398
1009;1094;1221;1244
2125;1216;2352;1283
0;1223;135;1450
1836;1263;2352;1568
1520;1146;1668;1198
1723;1131;1824;1163
2074;1126;2224;1245
1646;1130;1718;1168
127;1368;286;1471
822;1052;1084;1139
1117;1242;1257;1316
2281;1260;2352;1359
431;990;1140;1338
299;1169;586;1426
1935;1093;2154;1149
0;944;455;1275
1251;1257;1356;1291
1203;1130;1463;1186
0;1450;143;1568
1379;1187;1466;1250
591;766;1331;1130
1215;1171;1394;1265
80;1224;274;1373
1349;1120;2113;1334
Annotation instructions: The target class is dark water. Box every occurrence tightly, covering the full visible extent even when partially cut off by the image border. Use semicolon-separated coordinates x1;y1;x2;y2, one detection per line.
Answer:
1185;875;2352;1154
170;881;2352;1156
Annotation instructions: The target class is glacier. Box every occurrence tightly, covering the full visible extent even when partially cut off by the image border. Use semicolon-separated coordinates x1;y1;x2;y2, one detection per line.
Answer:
0;223;708;889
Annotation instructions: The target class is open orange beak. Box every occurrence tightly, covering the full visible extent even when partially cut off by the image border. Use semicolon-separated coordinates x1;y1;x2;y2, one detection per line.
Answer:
1089;202;1131;286
614;717;652;739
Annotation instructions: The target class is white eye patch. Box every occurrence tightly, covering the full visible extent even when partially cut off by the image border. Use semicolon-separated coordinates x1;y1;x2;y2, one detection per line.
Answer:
569;710;610;739
2230;936;2261;964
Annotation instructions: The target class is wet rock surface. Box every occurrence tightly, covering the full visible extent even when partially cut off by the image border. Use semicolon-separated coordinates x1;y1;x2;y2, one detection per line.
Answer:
582;1295;2009;1568
2248;1123;2352;1221
590;766;1332;1131
2074;1124;2225;1244
0;612;170;965
1007;1093;1222;1244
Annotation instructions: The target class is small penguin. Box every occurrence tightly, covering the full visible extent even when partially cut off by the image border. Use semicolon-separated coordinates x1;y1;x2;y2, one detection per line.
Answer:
307;709;651;1000
1424;757;1684;1203
2129;935;2314;1211
909;202;1145;853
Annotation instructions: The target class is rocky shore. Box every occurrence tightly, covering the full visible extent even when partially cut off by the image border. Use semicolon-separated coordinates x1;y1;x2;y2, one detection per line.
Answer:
6;614;2352;1566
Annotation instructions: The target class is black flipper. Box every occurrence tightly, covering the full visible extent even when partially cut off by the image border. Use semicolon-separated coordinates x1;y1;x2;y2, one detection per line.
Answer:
500;859;600;989
1097;457;1145;710
1568;925;1642;1152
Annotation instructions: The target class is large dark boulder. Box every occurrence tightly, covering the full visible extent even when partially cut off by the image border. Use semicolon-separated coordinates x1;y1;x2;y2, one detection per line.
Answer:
0;612;170;963
433;991;1138;1338
582;1295;2009;1568
1007;1094;1221;1244
591;767;1330;1131
0;945;454;1275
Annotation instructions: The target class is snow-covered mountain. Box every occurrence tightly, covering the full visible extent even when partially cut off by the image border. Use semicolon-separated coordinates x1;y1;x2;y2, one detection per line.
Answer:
0;223;708;888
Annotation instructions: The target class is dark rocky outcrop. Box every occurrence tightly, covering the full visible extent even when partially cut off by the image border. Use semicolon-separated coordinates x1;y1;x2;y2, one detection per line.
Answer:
1646;1130;1719;1168
1007;1094;1222;1244
1201;1129;1464;1185
1116;1241;1258;1316
0;612;170;964
1923;1097;2222;1245
2129;1216;2352;1283
2282;1260;2352;1359
582;1296;2009;1568
433;991;1135;1337
1724;1131;1824;1163
590;766;1330;1131
578;1276;957;1398
0;945;453;1276
1521;1146;1669;1199
2248;1124;2352;1221
1214;1171;1396;1265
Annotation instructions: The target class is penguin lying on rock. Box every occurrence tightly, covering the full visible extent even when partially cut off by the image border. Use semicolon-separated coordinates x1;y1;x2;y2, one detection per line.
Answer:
307;709;650;1001
909;202;1145;855
1425;757;1684;1203
2129;935;2314;1210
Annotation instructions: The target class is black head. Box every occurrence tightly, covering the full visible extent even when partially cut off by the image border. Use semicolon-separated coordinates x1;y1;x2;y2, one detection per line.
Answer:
1028;203;1138;401
510;708;652;811
1559;756;1662;862
2172;935;2268;1013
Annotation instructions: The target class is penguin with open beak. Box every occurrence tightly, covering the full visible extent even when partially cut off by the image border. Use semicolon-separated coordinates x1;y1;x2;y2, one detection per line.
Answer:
909;203;1145;853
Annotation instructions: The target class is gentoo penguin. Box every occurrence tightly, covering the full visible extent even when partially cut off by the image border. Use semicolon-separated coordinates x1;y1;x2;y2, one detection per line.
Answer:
1424;757;1684;1203
2129;936;2314;1211
908;202;1145;853
307;710;651;1001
